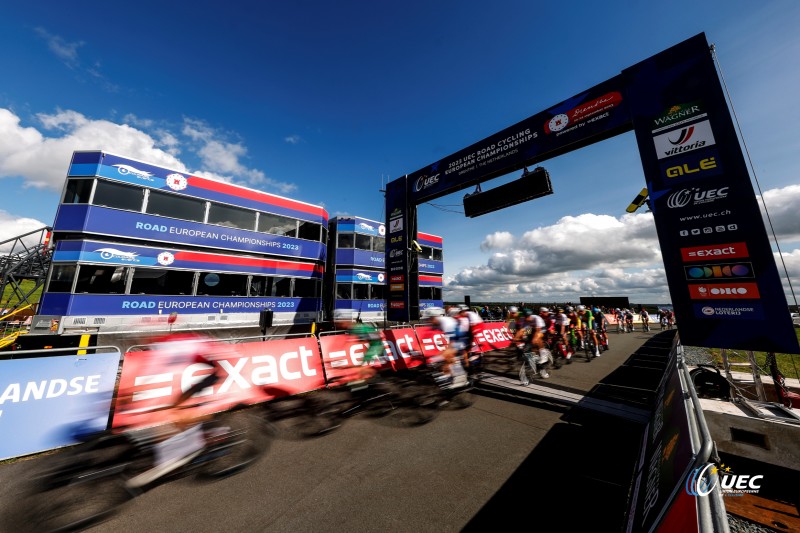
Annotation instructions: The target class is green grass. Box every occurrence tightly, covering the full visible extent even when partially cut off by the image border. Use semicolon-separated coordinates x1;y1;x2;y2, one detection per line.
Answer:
701;328;800;381
1;279;42;308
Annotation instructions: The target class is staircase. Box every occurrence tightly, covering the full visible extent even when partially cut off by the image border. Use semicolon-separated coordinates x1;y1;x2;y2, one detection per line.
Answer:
0;227;52;321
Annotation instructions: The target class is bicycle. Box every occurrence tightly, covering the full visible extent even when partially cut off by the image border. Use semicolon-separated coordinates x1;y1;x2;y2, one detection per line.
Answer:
16;406;269;532
581;329;596;362
616;319;624;334
596;327;610;351
546;331;573;367
516;342;552;385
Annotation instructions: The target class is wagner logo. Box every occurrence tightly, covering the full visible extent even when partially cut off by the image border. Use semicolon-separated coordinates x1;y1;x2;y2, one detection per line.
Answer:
684;263;754;280
652;101;704;132
653;120;716;160
681;242;749;262
688;283;760;300
667;186;728;208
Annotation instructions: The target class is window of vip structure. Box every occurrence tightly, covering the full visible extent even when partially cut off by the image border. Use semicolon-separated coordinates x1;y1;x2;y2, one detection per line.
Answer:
130;268;195;295
63;179;94;204
337;233;354;249
93;180;144;212
419;287;442;300
74;265;130;294
47;264;78;292
197;272;249;297
146;189;206;223
293;277;319;298
259;212;298;238
208;203;257;231
298;220;322;241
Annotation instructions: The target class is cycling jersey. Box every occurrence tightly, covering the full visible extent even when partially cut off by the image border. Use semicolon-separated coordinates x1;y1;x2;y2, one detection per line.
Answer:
350;322;384;364
581;310;595;330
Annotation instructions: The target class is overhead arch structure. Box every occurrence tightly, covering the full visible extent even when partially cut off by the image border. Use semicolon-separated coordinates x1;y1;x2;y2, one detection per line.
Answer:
386;33;799;356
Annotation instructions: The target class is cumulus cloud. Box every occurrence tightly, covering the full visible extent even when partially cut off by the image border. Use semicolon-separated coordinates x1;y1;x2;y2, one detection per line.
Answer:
447;202;800;303
0;211;48;253
0;108;296;194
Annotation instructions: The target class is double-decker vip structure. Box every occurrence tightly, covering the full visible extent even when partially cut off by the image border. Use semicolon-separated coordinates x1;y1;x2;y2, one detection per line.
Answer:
36;151;328;333
325;216;443;323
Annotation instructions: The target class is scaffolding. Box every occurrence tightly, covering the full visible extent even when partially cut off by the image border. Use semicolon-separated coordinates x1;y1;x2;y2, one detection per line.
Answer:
0;227;52;320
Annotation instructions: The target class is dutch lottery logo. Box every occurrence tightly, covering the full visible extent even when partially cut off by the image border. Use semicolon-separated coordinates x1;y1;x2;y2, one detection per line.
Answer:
157;251;175;266
166;173;188;191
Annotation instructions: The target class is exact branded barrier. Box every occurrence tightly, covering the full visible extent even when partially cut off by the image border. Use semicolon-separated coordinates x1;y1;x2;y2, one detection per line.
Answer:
0;348;122;460
112;336;326;428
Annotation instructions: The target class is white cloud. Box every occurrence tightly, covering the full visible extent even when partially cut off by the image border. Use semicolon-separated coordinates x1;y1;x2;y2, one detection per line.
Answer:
0;211;48;253
284;135;302;145
0;108;297;194
446;185;800;303
34;27;83;68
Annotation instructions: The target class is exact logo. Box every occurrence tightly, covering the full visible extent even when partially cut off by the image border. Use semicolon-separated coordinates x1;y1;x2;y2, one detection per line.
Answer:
113;164;155;182
681;242;749;262
666;186;728;208
684;263;754;280
166;173;188;191
157;251;175;266
653;120;716;160
688;282;760;300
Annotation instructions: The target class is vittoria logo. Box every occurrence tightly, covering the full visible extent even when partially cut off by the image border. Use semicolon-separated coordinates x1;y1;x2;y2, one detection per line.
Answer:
653;120;716;160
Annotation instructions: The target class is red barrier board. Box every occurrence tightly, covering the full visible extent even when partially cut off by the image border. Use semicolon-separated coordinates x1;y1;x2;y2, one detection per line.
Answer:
318;328;425;383
473;322;514;351
112;337;326;428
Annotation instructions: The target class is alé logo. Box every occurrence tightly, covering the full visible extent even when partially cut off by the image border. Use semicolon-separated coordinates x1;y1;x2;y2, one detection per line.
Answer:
653;120;716;160
686;462;763;497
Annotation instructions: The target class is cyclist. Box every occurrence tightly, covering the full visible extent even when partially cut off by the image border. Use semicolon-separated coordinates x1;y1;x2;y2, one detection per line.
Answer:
624;309;635;332
423;307;468;387
457;304;483;369
577;305;601;358
640;308;650;331
123;332;224;488
553;307;573;361
567;306;583;349
507;306;525;335
333;308;384;381
592;306;609;351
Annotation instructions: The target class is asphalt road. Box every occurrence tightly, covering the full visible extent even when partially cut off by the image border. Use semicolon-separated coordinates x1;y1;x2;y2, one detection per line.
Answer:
0;328;661;533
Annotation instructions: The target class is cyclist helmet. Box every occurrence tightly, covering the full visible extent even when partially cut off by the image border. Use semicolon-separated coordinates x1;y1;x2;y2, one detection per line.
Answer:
576;305;586;311
333;308;356;322
524;308;534;317
539;307;550;313
509;306;519;314
458;304;469;312
556;308;564;313
566;306;574;312
422;307;445;318
447;307;460;317
592;306;600;313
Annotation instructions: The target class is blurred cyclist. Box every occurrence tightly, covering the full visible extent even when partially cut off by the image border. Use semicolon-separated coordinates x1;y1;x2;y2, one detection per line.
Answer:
333;308;384;381
423;307;468;387
577;305;601;358
123;332;224;488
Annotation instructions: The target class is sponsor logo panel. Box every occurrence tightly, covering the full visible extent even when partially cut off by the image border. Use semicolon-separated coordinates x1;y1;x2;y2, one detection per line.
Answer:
653;119;716;160
390;275;404;282
666;186;729;209
679;223;738;237
390;283;404;292
166;173;188;191
390;301;405;309
681;242;749;262
544;91;623;134
655;148;723;187
694;304;765;320
652;101;706;133
684;263;754;280
688;282;760;300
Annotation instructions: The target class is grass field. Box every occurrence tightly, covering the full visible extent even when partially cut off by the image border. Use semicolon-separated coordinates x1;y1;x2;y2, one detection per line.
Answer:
1;279;42;309
702;328;800;381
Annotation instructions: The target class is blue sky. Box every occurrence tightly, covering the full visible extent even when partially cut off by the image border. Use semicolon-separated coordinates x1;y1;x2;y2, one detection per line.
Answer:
2;0;799;305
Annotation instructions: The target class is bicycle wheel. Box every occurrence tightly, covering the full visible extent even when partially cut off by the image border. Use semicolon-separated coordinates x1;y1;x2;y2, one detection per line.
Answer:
197;408;269;479
19;435;135;532
519;353;538;385
584;341;594;362
379;377;440;426
264;392;343;439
